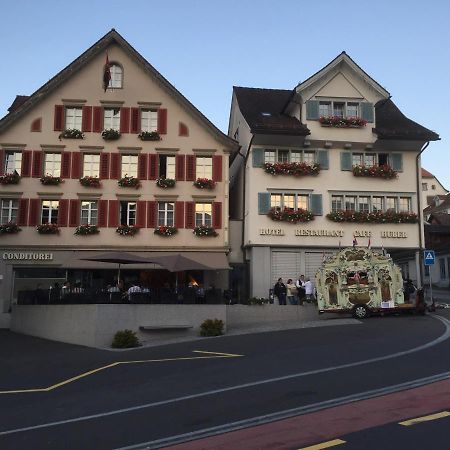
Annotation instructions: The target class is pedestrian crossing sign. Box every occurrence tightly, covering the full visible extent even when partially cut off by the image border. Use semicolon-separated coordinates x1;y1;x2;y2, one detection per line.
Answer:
423;250;435;266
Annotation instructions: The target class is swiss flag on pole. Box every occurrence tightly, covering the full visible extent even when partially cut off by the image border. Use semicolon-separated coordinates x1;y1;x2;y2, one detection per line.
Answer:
103;51;111;92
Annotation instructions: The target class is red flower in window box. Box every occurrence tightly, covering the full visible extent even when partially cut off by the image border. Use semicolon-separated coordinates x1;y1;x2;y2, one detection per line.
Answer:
267;207;314;223
118;175;141;189
74;224;100;235
138;131;161;141
193;225;218;237
0;172;20;185
326;210;418;223
116;224;139;236
0;222;21;234
193;178;216;190
319;116;367;127
79;176;101;188
36;223;60;234
40;175;63;186
352;164;397;179
263;162;320;176
154;225;178;236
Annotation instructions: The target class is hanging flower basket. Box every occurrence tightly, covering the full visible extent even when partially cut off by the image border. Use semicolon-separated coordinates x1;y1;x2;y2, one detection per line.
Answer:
36;223;60;234
118;175;141;189
326;210;418;223
319;116;367;127
59;128;84;139
352;164;397;179
116;224;139;236
101;128;121;141
138;131;161;141
79;176;101;188
74;224;100;235
0;172;20;185
193;225;218;237
263;162;320;176
154;225;178;236
193;178;216;190
267;207;314;223
0;222;21;234
40;175;63;186
156;177;176;188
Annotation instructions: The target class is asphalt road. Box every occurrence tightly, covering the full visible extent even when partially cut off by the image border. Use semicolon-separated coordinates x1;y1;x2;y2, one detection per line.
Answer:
1;312;450;450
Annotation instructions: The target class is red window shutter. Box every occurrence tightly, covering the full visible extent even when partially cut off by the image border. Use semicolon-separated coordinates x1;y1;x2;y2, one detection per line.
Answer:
31;118;42;132
110;153;120;179
130;108;141;133
108;200;119;227
120;107;130;133
17;199;29;226
0;150;4;176
178;122;189;137
157;108;167;134
57;199;69;227
185;202;195;229
28;199;41;226
100;153;110;179
212;155;223;182
213;202;222;229
147;201;157;228
186;155;196;181
148;154;158;180
21;150;32;177
82;106;92;132
69;200;80;227
54;105;64;131
93;106;103;133
136;201;147;228
32;151;43;178
61;152;71;179
175;201;184;228
71;152;81;179
97;200;108;227
138;154;147;180
175;155;185;181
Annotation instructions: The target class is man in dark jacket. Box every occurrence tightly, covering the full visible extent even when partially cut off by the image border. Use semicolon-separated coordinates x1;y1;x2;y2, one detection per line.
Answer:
274;278;287;305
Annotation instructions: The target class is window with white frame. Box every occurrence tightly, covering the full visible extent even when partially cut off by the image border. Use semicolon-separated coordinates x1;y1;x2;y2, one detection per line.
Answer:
352;152;388;167
358;196;370;213
44;153;61;177
41;200;59;224
65;107;82;130
120;201;136;226
386;197;397;212
141;109;158;132
264;149;317;165
399;197;412;212
319;101;332;117
372;196;384;212
121;154;138;178
346;102;359;118
195;203;212;227
80;201;98;225
319;101;361;118
4;151;22;174
270;193;309;210
108;64;123;89
104;108;121;130
0;199;18;224
331;194;413;214
195;156;212;179
158;155;176;179
422;183;428;191
83;154;100;177
333;102;345;117
157;201;174;226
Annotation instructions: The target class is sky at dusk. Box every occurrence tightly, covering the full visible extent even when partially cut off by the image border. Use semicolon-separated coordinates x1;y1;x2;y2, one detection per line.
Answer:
1;0;449;190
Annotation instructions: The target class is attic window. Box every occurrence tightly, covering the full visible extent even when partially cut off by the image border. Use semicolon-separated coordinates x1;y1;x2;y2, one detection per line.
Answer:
261;112;271;117
108;63;123;89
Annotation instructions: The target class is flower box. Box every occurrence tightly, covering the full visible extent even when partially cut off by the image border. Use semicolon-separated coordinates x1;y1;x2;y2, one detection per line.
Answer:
326;210;418;224
79;176;101;188
319;116;367;127
74;224;100;235
59;128;84;139
193;225;218;237
263;162;320;176
352;164;397;179
116;224;139;236
101;128;121;141
36;223;60;234
118;175;141;189
0;172;20;185
267;207;314;223
154;225;178;236
156;177;176;189
40;175;63;186
0;222;21;235
138;131;161;141
193;178;216;190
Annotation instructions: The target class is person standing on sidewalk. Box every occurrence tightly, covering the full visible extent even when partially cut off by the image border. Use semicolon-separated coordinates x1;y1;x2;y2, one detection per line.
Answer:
274;278;287;305
296;275;306;305
305;277;314;303
286;279;298;305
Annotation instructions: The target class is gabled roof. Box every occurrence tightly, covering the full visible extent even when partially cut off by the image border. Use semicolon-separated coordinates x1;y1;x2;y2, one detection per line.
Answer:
424;193;450;215
7;95;30;113
421;168;434;178
0;29;238;151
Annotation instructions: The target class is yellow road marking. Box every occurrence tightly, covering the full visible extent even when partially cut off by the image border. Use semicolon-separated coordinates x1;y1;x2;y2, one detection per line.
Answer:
399;410;450;426
0;351;242;395
299;439;346;450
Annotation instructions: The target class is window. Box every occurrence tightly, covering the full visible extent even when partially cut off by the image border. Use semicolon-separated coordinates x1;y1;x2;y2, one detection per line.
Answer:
331;195;343;213
331;194;413;214
284;194;295;209
399;197;412;212
333;102;345;117
65;107;82;130
347;103;359;118
80;201;98;225
372;196;384;212
44;153;61;177
303;151;315;165
120;201;136;226
104;108;120;130
270;194;282;208
432;184;436;190
345;196;357;211
108;64;123;89
319;101;331;117
196;156;212;179
0;199;18;224
195;203;212;227
422;183;428;191
83;154;100;177
352;152;390;167
41;200;59;224
264;150;276;164
270;193;309;210
264;149;317;164
358;196;370;213
386;197;397;212
318;101;362;118
159;155;176;179
158;201;174;226
121;155;138;178
4;151;22;174
278;150;289;163
141;109;158;132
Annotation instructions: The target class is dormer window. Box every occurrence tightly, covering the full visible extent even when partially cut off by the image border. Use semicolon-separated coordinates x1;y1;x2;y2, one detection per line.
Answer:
261;112;271;117
108;64;123;89
319;101;360;118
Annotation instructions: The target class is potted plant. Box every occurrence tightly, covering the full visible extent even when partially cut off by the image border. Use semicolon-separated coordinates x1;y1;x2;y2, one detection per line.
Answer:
0;172;20;185
193;178;216;190
352;164;398;179
193;225;218;237
36;223;60;234
58;128;84;139
267;207;315;223
116;224;139;236
40;174;63;186
138;131;161;141
319;116;368;127
0;222;21;234
156;177;176;188
79;176;101;188
118;175;141;189
101;128;121;141
326;210;418;224
263;162;320;176
74;224;100;235
154;225;178;236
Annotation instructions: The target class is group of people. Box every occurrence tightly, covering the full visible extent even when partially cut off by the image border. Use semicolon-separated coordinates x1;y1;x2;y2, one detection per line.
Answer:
273;275;315;305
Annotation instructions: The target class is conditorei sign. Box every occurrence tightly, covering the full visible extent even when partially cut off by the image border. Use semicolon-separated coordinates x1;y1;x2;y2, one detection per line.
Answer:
2;252;54;261
259;228;408;238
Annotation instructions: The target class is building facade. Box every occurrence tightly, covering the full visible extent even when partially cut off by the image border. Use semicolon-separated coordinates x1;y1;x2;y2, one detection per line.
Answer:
228;52;439;298
0;30;238;325
421;168;448;208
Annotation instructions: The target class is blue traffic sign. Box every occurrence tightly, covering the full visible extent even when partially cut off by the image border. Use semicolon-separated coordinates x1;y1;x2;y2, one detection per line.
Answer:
424;250;435;266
